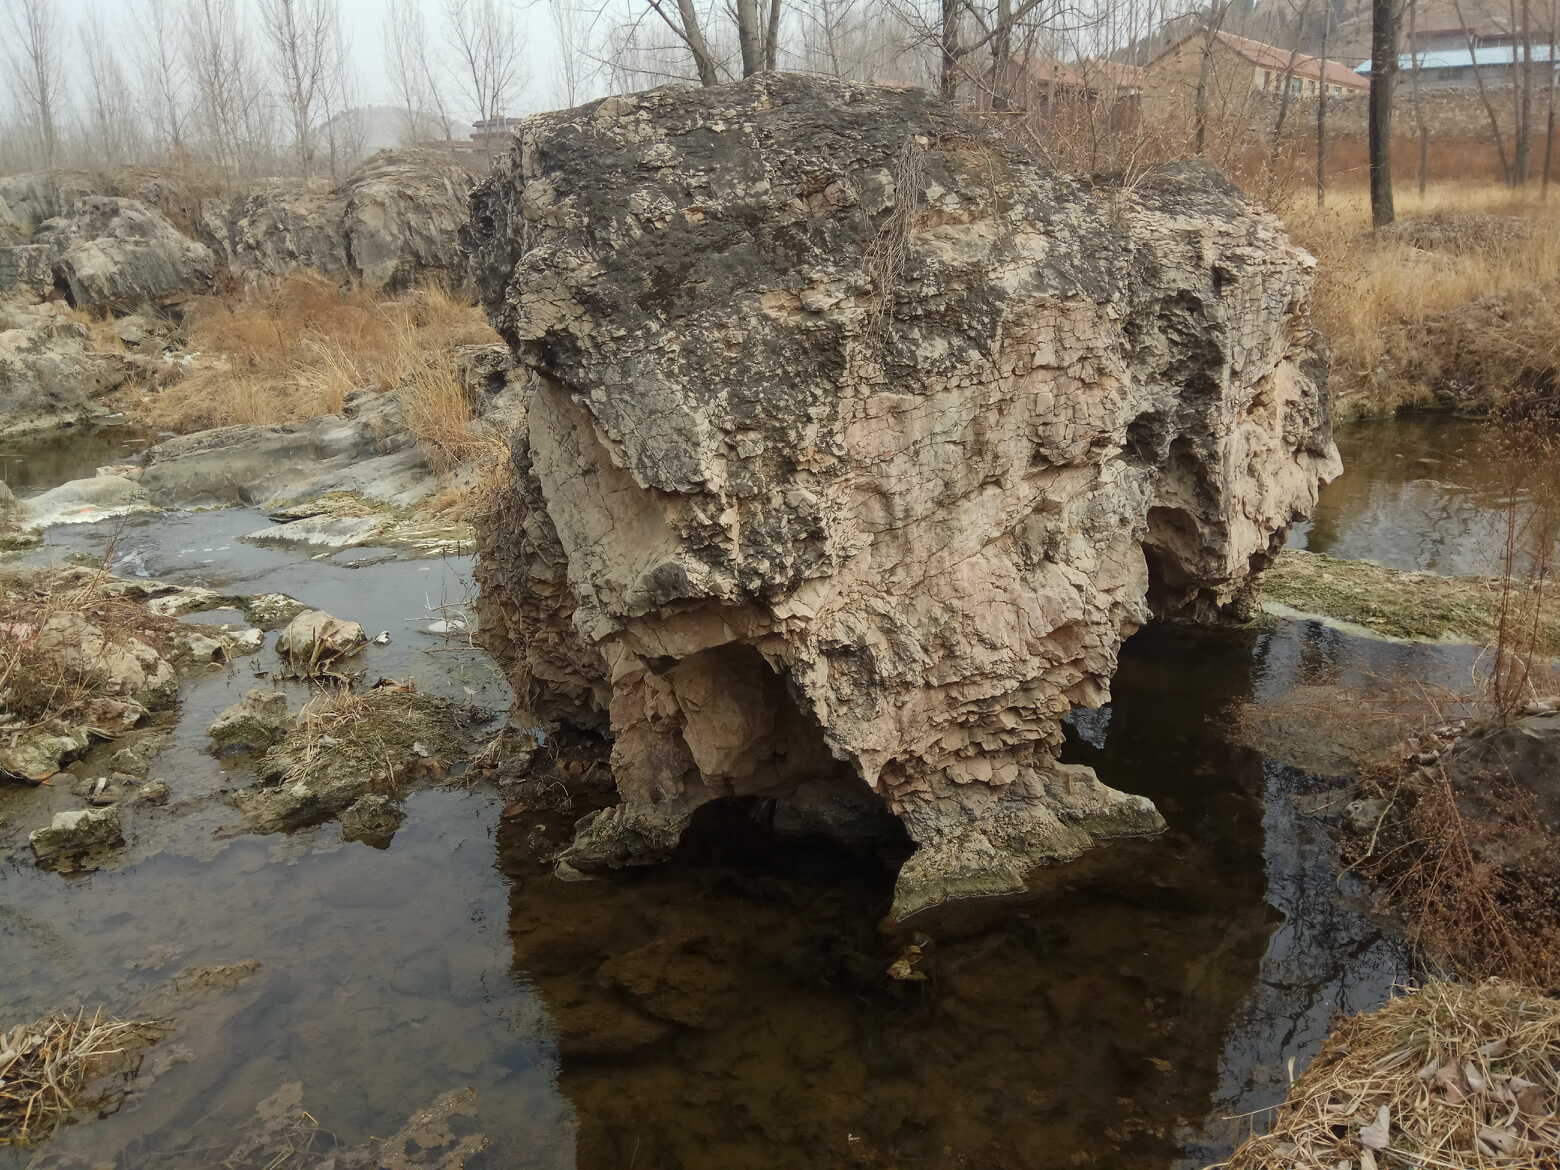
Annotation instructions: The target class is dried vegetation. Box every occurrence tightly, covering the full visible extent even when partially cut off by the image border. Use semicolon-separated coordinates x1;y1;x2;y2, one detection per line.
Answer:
145;275;495;431
0;564;180;735
1218;980;1560;1170
0;1010;163;1147
1287;185;1560;419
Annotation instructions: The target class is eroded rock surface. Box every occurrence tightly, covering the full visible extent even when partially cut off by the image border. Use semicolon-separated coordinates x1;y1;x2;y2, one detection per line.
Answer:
466;75;1340;917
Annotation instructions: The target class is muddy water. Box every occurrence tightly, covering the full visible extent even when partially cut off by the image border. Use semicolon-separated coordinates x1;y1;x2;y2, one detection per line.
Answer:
0;418;1499;1168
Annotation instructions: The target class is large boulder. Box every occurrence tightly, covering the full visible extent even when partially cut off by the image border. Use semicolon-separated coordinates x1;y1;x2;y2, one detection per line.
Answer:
198;180;350;283
0;301;133;437
339;148;474;292
198;149;473;291
466;75;1341;918
29;195;215;311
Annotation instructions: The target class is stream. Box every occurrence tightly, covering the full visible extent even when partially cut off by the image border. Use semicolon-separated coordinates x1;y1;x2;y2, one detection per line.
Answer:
0;417;1515;1169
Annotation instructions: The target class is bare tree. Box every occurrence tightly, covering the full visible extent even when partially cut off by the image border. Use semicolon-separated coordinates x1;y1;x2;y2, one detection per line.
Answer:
258;0;339;177
444;0;526;125
1513;0;1533;183
186;0;275;176
79;7;142;166
1455;0;1514;183
1407;0;1428;195
3;0;66;167
388;0;455;142
639;0;723;85
1369;0;1399;226
1544;0;1558;195
1270;0;1318;152
1317;0;1331;204
138;0;189;159
318;11;364;177
549;0;593;106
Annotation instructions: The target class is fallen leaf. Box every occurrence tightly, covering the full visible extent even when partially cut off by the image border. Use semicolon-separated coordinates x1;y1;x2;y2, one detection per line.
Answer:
1360;1104;1391;1150
1464;1060;1488;1094
1476;1126;1519;1156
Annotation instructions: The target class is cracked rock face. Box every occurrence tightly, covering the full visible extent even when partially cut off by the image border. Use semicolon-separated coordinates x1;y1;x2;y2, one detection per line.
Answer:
466;74;1341;919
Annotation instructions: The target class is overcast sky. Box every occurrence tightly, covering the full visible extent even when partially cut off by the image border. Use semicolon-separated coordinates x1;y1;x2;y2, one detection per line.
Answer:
42;0;605;120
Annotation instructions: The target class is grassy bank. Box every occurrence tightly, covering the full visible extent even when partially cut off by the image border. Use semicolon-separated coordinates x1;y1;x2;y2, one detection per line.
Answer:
1260;548;1560;651
1286;185;1560;419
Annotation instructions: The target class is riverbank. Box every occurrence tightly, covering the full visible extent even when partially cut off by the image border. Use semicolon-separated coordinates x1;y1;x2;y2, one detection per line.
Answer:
1286;186;1560;420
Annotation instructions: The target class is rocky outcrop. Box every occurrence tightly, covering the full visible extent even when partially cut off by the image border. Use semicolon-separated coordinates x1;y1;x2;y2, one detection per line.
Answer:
29;196;216;311
467;75;1340;918
198;149;474;291
0;301;136;438
338;149;474;291
0;149;474;311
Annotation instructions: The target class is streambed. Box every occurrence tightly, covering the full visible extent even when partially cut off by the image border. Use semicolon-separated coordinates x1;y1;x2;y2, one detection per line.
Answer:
0;419;1510;1168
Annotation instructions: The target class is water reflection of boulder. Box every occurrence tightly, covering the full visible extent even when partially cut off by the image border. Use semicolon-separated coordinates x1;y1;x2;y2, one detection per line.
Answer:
502;625;1279;1169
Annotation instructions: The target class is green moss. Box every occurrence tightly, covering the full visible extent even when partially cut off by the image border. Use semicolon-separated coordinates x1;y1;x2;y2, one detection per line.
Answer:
1261;549;1560;652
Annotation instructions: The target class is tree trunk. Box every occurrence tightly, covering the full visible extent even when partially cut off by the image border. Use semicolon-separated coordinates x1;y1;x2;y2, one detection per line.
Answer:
1193;24;1214;155
940;0;960;100
675;0;720;85
1512;0;1531;182
764;0;781;71
736;0;763;76
991;0;1013;108
1317;16;1329;204
1369;0;1397;227
1545;0;1559;196
1409;0;1428;194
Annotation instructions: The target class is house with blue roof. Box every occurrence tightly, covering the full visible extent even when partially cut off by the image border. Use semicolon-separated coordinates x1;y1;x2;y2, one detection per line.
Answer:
1357;43;1560;90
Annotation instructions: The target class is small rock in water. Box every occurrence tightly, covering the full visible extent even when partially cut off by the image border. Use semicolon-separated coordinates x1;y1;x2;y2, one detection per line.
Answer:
276;610;367;673
371;630;392;644
31;806;124;870
230;627;265;654
135;780;171;805
424;618;467;637
180;633;228;664
340;794;405;846
209;689;294;755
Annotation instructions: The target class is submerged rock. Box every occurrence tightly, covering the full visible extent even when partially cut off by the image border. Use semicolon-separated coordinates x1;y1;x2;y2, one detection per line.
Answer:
339;792;405;845
238;689;482;832
467;76;1340;918
30;805;124;870
0;729;93;783
209;689;293;755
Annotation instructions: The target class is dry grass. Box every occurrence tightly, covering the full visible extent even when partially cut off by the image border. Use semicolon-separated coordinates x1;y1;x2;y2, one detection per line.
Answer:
1346;752;1560;989
1218;979;1560;1170
1285;184;1560;418
0;564;181;734
277;686;465;793
146;275;496;432
0;1010;163;1147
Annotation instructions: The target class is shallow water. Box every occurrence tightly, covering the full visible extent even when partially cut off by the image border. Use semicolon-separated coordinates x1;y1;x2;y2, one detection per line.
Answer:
1291;416;1535;576
0;422;154;496
0;417;1501;1168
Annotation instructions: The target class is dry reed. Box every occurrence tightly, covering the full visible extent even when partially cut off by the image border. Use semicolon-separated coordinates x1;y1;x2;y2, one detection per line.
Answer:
0;1010;163;1147
1217;980;1560;1170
